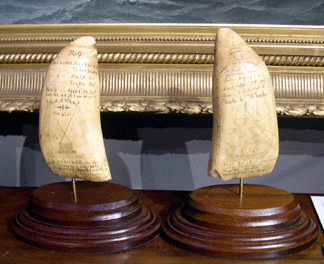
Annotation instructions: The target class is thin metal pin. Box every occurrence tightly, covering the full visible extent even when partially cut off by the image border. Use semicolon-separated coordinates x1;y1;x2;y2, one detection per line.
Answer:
239;177;244;205
72;177;77;203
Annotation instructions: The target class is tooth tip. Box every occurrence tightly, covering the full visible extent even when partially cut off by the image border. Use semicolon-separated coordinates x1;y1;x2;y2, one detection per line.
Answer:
217;27;231;34
216;28;244;45
70;36;96;47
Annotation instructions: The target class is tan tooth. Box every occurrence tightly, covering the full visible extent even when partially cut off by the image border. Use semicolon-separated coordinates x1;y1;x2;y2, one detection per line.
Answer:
39;36;111;182
208;28;279;181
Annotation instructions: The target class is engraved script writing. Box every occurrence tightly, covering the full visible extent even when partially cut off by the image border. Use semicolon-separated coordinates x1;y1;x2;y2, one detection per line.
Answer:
39;37;111;182
208;28;278;181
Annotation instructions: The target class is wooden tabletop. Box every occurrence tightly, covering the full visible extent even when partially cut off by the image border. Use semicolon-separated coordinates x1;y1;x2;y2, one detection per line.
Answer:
0;186;323;264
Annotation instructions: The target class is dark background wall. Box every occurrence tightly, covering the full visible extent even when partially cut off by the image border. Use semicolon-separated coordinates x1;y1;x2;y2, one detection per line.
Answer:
1;112;323;193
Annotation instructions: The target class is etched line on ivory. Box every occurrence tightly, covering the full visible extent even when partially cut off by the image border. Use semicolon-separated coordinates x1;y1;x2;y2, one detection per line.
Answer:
39;37;111;182
208;28;279;181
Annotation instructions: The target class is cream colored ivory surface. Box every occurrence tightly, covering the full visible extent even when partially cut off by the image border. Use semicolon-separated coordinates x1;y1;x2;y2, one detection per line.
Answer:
39;37;111;182
208;28;279;181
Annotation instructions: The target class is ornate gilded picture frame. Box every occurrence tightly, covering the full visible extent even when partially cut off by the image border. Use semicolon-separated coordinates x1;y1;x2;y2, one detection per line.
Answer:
1;23;324;116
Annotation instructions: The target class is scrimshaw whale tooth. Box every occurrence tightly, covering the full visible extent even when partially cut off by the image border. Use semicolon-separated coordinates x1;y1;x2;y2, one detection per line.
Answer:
39;36;111;182
208;28;279;181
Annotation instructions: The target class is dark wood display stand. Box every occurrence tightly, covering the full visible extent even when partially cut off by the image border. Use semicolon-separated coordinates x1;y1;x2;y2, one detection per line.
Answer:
10;181;161;254
163;184;319;259
1;187;323;263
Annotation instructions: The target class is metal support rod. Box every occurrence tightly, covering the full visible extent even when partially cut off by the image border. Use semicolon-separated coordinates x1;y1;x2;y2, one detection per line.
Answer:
72;177;77;203
239;177;244;205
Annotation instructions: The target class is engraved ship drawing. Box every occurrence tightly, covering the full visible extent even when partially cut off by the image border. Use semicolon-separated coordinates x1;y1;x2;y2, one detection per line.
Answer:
208;28;279;180
225;104;276;161
163;28;319;259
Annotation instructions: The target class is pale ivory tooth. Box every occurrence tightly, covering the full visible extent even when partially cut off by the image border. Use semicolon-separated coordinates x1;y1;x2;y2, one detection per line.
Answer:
39;36;111;182
208;28;279;181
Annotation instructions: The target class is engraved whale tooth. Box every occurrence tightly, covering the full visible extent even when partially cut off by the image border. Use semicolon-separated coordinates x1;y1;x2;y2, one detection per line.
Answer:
39;36;111;182
208;28;279;181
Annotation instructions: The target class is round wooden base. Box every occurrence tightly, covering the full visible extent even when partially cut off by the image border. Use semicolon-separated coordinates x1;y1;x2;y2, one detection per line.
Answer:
11;181;161;254
163;184;318;259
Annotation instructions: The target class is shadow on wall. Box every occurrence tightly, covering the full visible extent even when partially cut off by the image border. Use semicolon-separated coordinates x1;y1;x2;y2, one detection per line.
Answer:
138;127;195;190
242;117;324;192
14;112;140;188
104;139;142;189
20;124;37;186
19;123;137;188
102;113;214;191
20;124;64;187
2;111;324;192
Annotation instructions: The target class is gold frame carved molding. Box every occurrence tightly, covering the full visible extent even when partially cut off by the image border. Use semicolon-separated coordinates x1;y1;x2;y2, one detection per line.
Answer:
1;23;324;116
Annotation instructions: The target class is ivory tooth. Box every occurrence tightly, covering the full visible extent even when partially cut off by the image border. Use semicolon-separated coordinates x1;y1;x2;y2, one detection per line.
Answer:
39;36;111;182
208;28;279;181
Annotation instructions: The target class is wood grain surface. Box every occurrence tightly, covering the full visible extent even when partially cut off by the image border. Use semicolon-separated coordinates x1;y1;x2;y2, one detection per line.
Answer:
163;185;318;259
0;186;323;264
10;182;161;254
